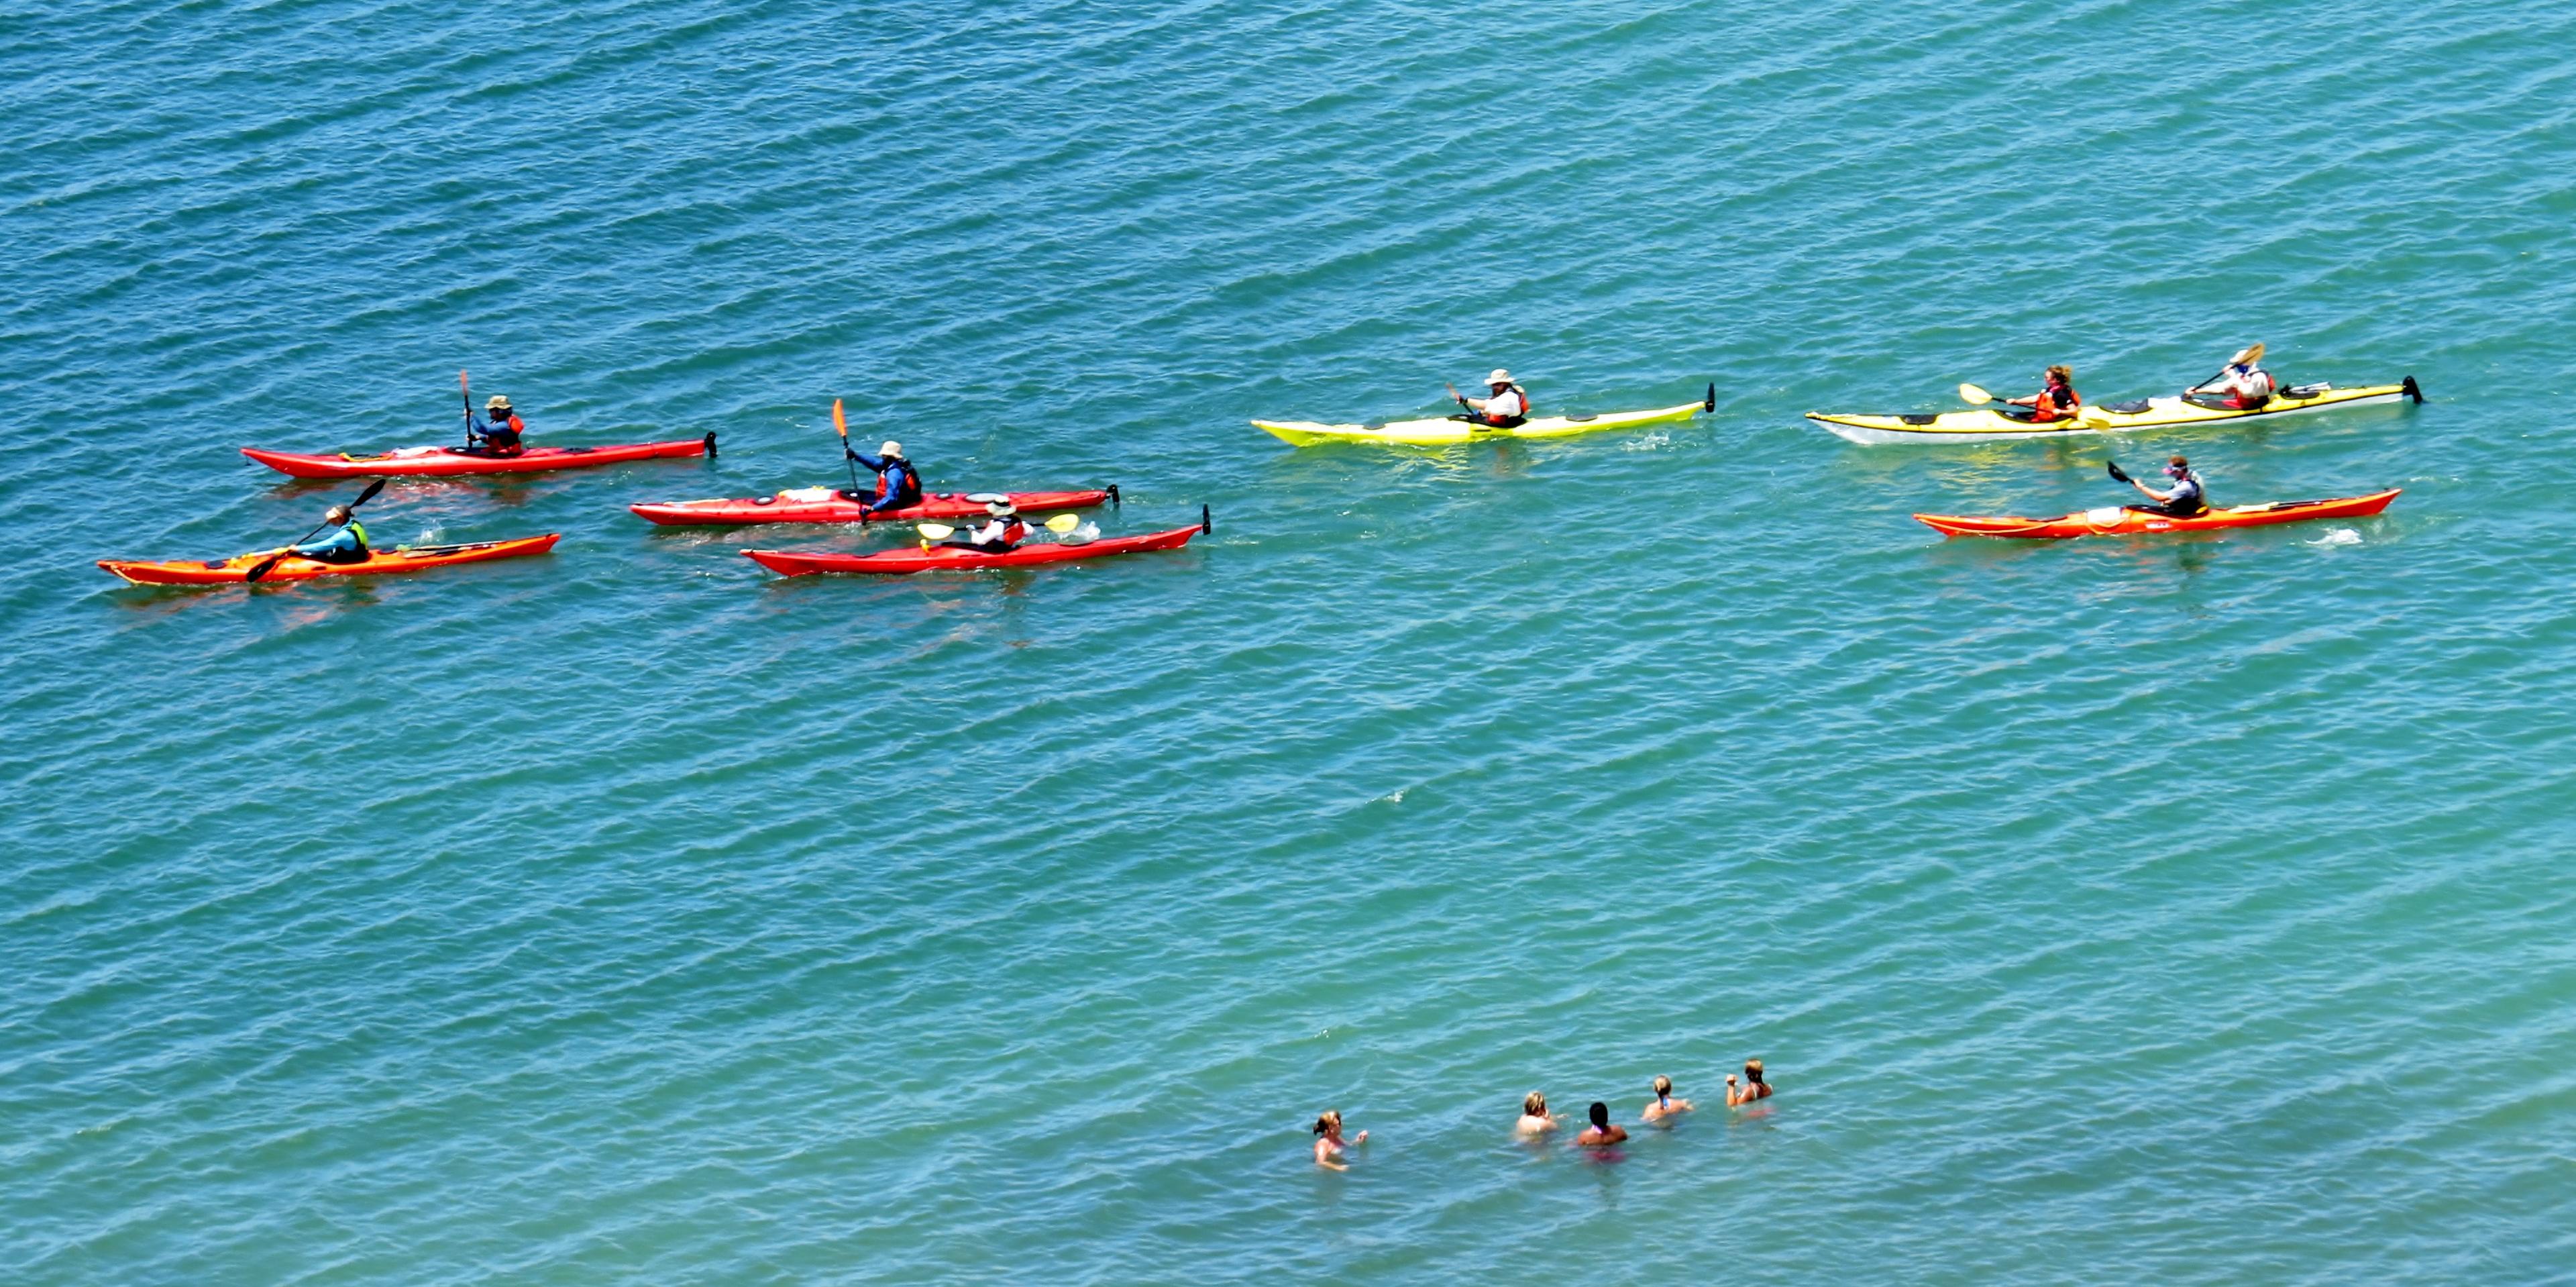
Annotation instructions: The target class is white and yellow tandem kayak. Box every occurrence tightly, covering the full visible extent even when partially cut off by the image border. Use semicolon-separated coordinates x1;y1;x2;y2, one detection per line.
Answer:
1256;385;1714;448
1807;377;2420;445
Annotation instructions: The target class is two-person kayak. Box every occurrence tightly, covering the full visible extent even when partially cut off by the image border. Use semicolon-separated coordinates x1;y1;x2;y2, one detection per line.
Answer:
99;535;562;585
1810;378;2418;444
744;508;1210;576
242;431;715;478
630;486;1116;527
1915;490;2400;539
1256;385;1713;447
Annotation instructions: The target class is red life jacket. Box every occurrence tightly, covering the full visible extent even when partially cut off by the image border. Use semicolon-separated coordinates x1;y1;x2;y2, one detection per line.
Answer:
2029;382;2080;423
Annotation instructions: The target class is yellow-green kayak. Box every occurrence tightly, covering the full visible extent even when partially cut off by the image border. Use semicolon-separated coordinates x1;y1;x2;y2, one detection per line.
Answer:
1807;378;2418;444
1255;385;1713;447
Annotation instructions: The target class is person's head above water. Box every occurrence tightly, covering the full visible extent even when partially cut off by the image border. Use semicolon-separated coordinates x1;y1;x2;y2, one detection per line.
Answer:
486;395;512;413
1652;1075;1674;1100
1487;368;1513;389
1312;1109;1342;1136
1587;1101;1611;1129
879;440;904;458
2167;454;2191;478
2045;364;2073;387
1523;1092;1547;1117
1743;1059;1766;1084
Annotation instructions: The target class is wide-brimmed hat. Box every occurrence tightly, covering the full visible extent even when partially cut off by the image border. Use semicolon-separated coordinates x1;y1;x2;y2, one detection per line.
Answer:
2232;343;2265;366
486;395;513;411
1487;368;1513;385
879;440;904;458
985;499;1018;516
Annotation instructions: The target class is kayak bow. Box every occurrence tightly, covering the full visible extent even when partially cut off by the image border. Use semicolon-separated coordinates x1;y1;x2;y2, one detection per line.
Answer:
1914;490;2401;539
629;486;1116;527
99;534;563;584
743;509;1210;577
1811;378;2419;445
1255;386;1714;447
243;432;716;478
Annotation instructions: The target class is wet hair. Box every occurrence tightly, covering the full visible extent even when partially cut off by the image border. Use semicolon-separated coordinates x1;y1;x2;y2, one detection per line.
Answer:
1311;1110;1339;1136
2046;365;2074;385
1652;1075;1672;1096
1523;1092;1546;1117
1588;1101;1610;1129
1744;1060;1766;1085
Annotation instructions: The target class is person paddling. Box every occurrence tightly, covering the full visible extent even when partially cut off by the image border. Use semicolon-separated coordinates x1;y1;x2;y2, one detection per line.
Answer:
2188;344;2275;409
465;395;526;457
1448;368;1531;428
2121;455;2210;517
942;499;1027;552
845;440;925;515
284;505;370;564
2005;366;2082;423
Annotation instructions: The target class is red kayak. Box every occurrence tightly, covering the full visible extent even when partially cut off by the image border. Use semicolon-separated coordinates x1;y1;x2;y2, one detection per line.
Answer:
743;509;1210;577
629;484;1116;527
242;431;715;478
99;535;561;585
1915;489;2400;539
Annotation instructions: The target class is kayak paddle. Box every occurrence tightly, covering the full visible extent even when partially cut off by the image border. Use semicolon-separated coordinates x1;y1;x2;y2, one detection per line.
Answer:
244;478;388;584
2105;460;2133;484
1957;382;1994;405
833;397;859;491
914;513;1083;542
460;369;474;449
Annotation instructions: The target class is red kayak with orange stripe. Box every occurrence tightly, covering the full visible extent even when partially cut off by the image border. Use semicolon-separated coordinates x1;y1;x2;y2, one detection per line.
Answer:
1915;489;2400;539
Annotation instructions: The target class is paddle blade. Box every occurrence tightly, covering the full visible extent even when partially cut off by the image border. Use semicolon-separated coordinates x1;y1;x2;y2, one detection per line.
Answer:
1957;382;1992;405
2106;461;2133;484
243;552;287;584
833;398;849;440
1043;513;1081;533
1704;382;1717;413
352;478;388;508
916;523;955;541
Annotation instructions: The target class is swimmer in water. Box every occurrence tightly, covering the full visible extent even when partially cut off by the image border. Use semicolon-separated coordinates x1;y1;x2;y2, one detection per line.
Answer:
1515;1092;1562;1136
1725;1059;1772;1106
1574;1100;1629;1147
1311;1109;1365;1170
1642;1074;1693;1123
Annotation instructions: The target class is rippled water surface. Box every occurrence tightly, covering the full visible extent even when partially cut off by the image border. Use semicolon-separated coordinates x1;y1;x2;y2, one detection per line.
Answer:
7;1;2576;1282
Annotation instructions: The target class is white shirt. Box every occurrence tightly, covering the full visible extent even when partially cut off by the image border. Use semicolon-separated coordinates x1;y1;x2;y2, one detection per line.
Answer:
2215;364;2272;399
1481;388;1524;418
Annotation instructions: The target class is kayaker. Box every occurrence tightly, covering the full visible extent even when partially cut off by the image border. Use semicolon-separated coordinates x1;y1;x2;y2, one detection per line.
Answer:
2004;366;2082;423
2188;344;2276;409
2125;454;2211;517
1449;368;1531;427
464;395;526;457
845;440;925;515
1641;1074;1693;1124
1515;1092;1562;1136
1725;1059;1772;1106
284;505;370;564
1574;1100;1629;1148
943;499;1028;552
1311;1109;1365;1170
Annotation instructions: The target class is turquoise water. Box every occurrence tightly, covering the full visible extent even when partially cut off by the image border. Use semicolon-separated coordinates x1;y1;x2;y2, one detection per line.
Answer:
8;0;2576;1280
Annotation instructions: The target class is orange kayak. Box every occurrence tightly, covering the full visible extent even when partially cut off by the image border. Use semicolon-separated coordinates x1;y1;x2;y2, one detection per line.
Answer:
100;535;561;585
1915;490;2401;539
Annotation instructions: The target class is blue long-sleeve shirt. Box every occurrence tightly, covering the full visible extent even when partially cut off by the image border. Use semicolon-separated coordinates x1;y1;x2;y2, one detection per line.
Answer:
846;452;920;511
289;525;366;559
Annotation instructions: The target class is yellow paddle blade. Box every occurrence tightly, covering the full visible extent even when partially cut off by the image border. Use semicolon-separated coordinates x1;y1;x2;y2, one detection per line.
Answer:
1958;382;1992;405
1043;513;1081;533
916;523;954;540
832;398;849;439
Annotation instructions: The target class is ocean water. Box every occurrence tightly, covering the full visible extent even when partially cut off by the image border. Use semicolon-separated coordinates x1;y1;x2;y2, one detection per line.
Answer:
7;0;2576;1281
